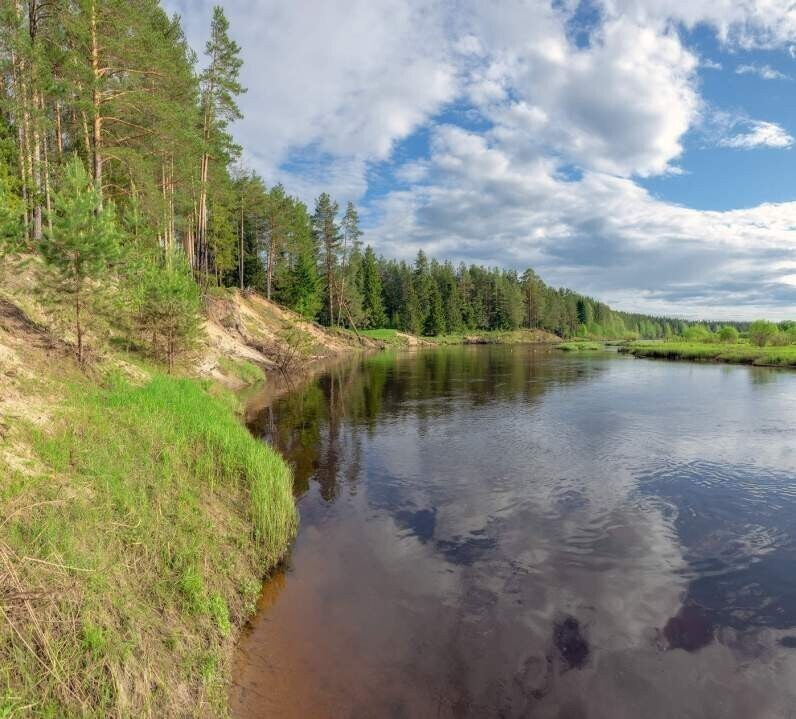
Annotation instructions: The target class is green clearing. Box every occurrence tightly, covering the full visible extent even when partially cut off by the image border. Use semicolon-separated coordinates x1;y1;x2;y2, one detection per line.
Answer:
557;341;604;352
428;329;559;345
358;328;410;345
625;341;796;368
1;373;296;718
357;328;562;347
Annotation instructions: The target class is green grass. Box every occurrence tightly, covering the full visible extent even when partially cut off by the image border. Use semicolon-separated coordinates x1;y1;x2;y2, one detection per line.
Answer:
557;341;604;352
0;373;296;717
359;328;561;346
625;341;796;367
428;329;558;345
358;328;410;346
217;356;265;385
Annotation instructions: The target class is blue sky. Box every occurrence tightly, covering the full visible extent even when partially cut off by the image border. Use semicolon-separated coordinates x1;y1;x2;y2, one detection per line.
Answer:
166;0;796;320
642;24;796;211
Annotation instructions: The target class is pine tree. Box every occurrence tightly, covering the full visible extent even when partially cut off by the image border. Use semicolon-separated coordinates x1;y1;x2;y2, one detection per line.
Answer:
197;5;245;279
39;156;120;363
339;200;363;326
312;192;340;325
133;248;202;372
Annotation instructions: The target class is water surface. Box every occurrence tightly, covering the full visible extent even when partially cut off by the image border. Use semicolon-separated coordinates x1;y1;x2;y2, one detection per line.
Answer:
233;347;796;718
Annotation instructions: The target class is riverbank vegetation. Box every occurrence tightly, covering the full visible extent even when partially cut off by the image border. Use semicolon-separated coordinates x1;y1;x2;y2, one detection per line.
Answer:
1;361;296;716
625;341;796;368
557;340;604;352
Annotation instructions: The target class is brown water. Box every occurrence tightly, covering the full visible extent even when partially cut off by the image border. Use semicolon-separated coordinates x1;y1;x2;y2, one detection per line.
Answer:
232;346;796;719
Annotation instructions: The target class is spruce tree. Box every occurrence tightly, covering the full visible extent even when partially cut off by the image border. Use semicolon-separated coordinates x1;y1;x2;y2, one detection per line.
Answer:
404;277;423;335
40;157;120;364
359;245;386;328
424;281;446;336
283;248;321;319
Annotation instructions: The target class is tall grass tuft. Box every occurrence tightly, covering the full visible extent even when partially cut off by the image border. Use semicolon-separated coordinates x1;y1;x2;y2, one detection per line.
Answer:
1;373;296;717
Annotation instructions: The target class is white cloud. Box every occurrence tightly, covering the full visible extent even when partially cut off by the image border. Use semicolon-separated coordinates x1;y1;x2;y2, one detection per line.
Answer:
163;0;796;317
457;8;700;177
720;120;794;149
165;0;457;198
736;63;787;80
372;125;796;319
605;0;796;48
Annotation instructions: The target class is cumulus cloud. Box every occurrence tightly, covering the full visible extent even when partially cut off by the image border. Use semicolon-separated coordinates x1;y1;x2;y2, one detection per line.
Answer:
735;63;787;80
163;0;796;317
456;7;700;177
605;0;796;48
166;0;457;194
371;125;796;319
720;120;794;149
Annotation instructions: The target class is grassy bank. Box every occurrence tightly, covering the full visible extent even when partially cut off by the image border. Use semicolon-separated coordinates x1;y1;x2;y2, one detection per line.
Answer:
1;372;297;717
625;341;796;368
358;327;561;346
556;341;604;352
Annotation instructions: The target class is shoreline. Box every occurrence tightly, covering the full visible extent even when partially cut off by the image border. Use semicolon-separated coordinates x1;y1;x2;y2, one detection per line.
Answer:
622;341;796;369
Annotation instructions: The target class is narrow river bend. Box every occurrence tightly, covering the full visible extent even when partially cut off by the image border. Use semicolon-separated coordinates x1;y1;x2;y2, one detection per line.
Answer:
232;346;796;719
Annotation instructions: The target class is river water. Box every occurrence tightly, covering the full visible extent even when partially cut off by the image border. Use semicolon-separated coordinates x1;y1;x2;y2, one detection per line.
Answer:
232;346;796;719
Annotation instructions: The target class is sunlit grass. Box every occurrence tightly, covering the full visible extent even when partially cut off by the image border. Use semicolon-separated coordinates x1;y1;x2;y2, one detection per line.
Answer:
217;355;265;385
358;328;408;345
1;373;296;717
557;341;604;352
626;341;796;367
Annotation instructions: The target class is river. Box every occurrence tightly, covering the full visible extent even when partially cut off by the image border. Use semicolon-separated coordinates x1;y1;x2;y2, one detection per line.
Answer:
232;346;796;718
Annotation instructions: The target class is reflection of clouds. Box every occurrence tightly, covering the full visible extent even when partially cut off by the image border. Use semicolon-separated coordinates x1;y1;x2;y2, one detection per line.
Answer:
238;350;796;717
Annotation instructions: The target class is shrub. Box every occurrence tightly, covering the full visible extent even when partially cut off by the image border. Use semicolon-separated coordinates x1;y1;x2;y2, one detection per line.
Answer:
748;319;777;347
770;331;791;347
683;324;713;342
718;326;739;344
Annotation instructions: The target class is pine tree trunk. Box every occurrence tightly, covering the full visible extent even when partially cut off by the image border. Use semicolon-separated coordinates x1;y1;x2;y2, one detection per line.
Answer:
10;46;30;240
54;100;63;157
42;112;53;237
326;242;333;326
239;198;244;290
267;233;275;300
31;90;43;241
169;155;175;251
75;285;83;365
161;160;168;249
197;46;217;278
197;151;208;274
89;0;103;199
